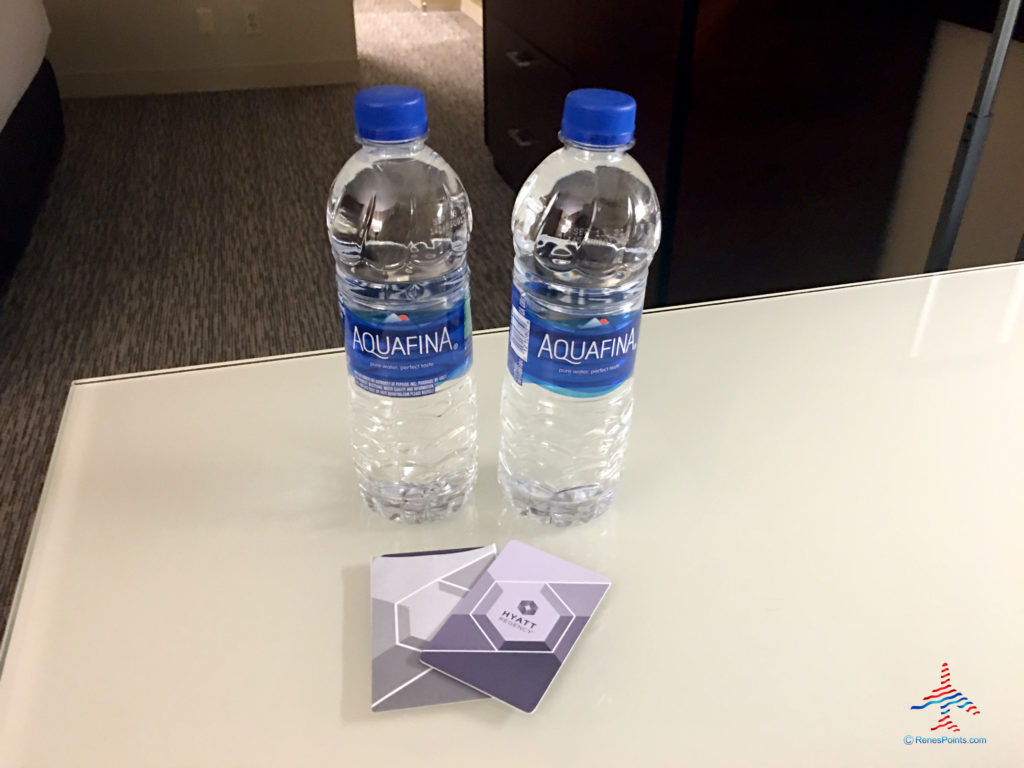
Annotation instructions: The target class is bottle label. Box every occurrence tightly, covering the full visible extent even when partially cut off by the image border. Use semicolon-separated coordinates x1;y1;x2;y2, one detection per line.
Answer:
506;286;641;398
343;294;472;398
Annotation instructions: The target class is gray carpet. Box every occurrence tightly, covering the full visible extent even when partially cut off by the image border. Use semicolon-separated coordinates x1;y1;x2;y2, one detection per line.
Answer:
0;0;515;637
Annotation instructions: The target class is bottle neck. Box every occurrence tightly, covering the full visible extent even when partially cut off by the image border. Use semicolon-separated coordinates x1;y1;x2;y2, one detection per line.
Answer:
357;135;428;156
560;135;632;162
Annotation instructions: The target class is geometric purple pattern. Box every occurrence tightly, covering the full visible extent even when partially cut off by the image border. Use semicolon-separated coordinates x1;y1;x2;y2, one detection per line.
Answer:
473;581;573;651
371;545;496;712
420;540;610;713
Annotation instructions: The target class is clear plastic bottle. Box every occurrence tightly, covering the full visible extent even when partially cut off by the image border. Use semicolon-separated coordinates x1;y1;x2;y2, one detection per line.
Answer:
498;89;661;526
326;86;476;523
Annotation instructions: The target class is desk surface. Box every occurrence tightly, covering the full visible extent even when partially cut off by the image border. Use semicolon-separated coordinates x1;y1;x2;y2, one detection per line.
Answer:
2;266;1023;767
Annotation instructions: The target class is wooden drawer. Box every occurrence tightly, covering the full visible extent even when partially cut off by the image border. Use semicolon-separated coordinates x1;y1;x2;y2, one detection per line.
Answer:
484;16;573;189
485;0;582;66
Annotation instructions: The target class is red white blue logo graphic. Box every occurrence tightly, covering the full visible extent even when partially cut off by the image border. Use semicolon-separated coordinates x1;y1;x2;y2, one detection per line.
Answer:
911;662;981;732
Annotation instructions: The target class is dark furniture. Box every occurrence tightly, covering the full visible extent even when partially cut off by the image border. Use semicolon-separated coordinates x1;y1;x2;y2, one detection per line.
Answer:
0;59;64;284
483;0;687;205
483;1;940;306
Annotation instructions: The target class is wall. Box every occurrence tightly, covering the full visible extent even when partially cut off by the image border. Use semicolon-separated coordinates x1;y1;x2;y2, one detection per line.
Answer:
402;0;480;26
881;21;1024;276
460;0;482;26
43;0;358;97
1;0;51;126
406;0;459;10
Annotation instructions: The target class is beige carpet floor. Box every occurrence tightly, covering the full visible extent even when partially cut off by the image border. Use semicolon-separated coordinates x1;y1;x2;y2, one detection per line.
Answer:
0;0;515;638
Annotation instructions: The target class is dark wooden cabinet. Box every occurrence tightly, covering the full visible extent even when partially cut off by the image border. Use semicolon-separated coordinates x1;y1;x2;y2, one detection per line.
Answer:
484;0;941;306
483;16;572;189
484;0;689;196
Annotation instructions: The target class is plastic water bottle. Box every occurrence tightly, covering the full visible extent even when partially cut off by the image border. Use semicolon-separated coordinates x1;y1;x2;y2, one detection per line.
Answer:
326;86;476;523
498;89;662;526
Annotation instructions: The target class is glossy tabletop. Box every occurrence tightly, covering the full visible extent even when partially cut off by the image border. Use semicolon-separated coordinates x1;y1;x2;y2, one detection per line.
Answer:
2;265;1023;766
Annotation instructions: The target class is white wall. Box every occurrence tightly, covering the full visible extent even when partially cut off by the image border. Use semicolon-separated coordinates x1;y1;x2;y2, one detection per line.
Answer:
406;0;460;10
1;0;50;126
460;0;481;26
882;21;1024;276
405;0;481;25
43;0;358;97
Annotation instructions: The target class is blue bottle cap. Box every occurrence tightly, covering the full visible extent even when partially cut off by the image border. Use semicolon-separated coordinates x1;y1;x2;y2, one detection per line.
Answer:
560;89;636;147
353;86;428;142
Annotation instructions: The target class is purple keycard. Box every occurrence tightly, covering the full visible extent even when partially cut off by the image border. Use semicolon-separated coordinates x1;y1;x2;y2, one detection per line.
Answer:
420;540;611;713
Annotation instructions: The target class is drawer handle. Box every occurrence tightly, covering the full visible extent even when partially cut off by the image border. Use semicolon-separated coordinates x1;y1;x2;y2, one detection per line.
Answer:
505;50;535;68
507;128;536;148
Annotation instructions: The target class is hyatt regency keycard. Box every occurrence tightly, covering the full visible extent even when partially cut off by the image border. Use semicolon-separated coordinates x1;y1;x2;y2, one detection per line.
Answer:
420;540;610;713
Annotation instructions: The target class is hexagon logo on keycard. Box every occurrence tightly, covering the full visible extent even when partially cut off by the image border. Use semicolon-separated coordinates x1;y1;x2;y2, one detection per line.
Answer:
421;540;611;713
473;582;573;651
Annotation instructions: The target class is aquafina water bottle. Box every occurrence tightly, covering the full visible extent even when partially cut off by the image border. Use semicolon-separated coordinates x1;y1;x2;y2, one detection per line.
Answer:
326;86;476;523
498;89;661;526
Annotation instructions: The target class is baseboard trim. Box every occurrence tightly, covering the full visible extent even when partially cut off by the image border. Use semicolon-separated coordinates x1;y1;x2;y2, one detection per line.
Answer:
56;58;359;98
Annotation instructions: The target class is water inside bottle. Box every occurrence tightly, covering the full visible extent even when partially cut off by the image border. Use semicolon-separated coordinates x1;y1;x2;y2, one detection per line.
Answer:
328;141;477;523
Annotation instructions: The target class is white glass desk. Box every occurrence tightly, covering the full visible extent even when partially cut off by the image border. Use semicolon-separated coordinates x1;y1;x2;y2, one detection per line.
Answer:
2;265;1022;766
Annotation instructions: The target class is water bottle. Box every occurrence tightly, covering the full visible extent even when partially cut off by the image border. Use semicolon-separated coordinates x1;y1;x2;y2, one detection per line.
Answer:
326;86;476;523
498;89;661;526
